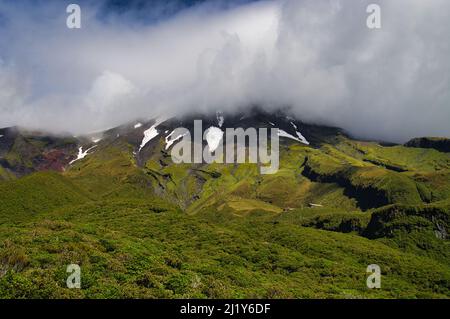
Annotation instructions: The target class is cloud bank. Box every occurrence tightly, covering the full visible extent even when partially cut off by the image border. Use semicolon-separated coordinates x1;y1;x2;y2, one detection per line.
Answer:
0;0;449;142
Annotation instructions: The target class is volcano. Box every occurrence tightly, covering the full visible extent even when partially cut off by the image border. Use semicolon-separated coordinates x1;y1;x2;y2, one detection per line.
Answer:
0;108;449;299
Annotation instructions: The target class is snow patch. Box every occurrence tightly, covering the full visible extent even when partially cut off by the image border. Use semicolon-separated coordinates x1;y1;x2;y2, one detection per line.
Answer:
0;135;3;138
92;137;102;143
216;112;224;128
70;145;97;165
290;122;310;145
139;117;167;152
278;129;309;145
139;127;159;151
134;123;142;129
165;130;188;150
205;126;224;152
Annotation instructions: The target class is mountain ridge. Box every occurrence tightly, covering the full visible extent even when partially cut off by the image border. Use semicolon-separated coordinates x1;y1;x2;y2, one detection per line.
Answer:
2;108;448;179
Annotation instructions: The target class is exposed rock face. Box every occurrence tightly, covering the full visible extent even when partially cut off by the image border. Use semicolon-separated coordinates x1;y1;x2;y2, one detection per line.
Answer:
0;127;79;178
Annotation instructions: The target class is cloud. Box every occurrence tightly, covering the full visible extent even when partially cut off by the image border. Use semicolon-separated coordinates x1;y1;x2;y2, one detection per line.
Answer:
0;0;449;142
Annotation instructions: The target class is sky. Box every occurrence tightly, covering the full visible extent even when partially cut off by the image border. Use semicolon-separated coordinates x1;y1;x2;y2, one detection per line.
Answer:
0;0;449;142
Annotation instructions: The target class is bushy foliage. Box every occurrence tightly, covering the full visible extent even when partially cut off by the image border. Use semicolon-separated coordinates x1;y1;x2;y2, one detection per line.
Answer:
0;135;449;299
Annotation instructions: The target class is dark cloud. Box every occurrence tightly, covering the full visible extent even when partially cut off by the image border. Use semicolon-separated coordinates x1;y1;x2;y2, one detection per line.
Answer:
96;0;258;25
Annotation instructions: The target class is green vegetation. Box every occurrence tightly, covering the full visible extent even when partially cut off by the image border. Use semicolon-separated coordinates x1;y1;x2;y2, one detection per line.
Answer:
1;199;449;298
0;172;91;222
0;131;449;299
364;201;450;265
405;137;450;153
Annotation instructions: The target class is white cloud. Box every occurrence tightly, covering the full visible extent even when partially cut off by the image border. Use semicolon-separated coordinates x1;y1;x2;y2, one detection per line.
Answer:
0;0;449;142
87;71;138;111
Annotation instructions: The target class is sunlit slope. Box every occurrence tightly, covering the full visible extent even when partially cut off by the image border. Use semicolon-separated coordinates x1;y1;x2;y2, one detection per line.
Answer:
130;133;449;214
364;200;450;266
0;171;91;221
64;141;156;200
0;200;448;298
0;119;449;299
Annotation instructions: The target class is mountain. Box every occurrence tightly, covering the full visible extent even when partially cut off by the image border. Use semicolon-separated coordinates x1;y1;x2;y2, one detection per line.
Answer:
405;137;450;153
0;108;449;298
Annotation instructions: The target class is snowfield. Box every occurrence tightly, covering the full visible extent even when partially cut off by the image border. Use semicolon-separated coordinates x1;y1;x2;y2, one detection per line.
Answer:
290;122;310;145
205;126;224;152
165;130;188;150
278;128;309;145
70;145;97;165
139;118;167;152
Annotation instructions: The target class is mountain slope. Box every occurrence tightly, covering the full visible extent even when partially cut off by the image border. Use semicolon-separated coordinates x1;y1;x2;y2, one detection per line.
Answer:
0;109;449;298
0;199;449;299
0;171;92;221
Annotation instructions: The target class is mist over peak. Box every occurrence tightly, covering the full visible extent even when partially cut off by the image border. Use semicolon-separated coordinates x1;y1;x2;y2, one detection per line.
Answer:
0;0;449;143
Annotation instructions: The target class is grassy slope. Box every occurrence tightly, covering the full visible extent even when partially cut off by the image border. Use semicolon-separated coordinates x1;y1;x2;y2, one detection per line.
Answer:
364;200;450;266
1;200;449;298
0;135;449;298
333;137;450;202
0;171;91;222
65;142;155;200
